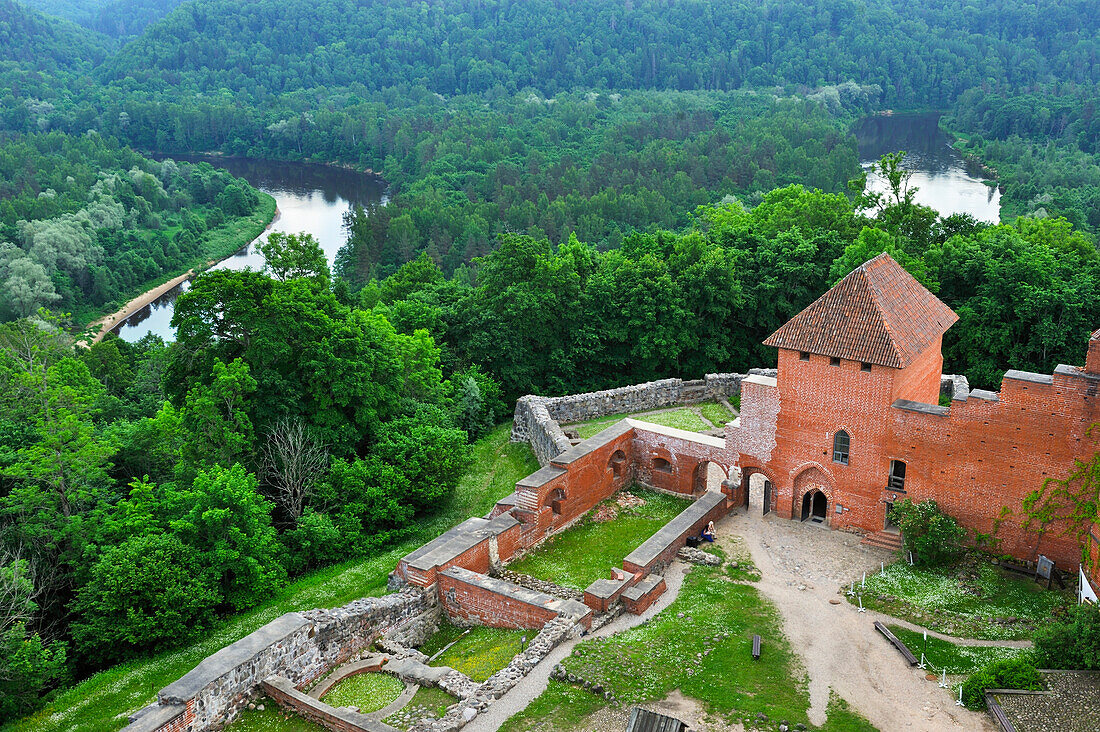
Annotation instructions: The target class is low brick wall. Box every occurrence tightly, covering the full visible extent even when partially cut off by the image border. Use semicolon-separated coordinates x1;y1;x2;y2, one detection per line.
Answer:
262;677;394;732
623;490;728;576
622;574;666;615
439;566;592;630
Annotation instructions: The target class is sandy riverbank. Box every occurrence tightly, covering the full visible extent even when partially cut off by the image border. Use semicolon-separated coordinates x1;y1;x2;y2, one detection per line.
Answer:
83;206;280;345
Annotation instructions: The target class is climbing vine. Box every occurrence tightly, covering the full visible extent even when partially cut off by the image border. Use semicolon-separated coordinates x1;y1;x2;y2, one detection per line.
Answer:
1011;424;1100;565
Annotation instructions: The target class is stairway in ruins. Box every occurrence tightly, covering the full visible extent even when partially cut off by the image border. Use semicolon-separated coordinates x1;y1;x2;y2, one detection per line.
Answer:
861;529;904;552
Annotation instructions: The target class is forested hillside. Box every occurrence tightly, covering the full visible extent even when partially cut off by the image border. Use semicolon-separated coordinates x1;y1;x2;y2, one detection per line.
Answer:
0;132;271;323
3;1;1100;728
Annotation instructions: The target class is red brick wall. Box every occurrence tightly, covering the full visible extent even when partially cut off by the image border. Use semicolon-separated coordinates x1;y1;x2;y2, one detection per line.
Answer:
621;496;729;575
495;521;523;563
438;572;561;630
262;679;372;732
743;344;1099;567
158;701;194;732
892;335;944;404
623;577;667;615
1087;336;1100;374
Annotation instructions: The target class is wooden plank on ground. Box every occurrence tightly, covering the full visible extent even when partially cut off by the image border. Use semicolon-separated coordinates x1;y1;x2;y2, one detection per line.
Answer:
873;621;918;665
751;634;761;660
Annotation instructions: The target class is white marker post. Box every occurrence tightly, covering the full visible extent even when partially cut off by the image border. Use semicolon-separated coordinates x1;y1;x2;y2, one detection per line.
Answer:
939;669;949;688
881;561;885;574
858;597;866;613
918;652;926;670
909;551;914;566
847;582;855;597
956;685;964;706
862;572;866;589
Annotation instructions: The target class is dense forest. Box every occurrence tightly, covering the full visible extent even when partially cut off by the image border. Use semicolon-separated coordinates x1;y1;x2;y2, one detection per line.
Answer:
0;132;271;323
3;0;1100;726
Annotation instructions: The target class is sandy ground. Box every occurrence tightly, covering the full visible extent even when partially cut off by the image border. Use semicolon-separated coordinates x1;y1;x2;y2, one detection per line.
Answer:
721;508;999;731
83;207;280;344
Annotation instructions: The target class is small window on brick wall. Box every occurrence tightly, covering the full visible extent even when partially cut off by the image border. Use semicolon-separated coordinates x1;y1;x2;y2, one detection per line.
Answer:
889;460;906;491
829;357;841;367
833;430;850;465
653;457;673;474
861;362;872;372
799;351;810;361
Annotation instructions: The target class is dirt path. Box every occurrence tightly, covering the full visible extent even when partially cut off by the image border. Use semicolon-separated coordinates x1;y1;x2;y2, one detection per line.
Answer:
83;206;280;345
720;510;997;731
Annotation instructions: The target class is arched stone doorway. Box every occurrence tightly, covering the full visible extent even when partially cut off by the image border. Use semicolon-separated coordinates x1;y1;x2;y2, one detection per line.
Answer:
691;461;727;495
800;490;828;523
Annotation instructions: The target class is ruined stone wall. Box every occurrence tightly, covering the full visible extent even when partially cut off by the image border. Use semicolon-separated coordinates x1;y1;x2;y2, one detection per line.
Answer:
123;589;432;732
511;373;766;465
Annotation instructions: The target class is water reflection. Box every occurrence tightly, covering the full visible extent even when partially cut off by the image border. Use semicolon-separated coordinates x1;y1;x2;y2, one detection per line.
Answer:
853;113;1000;223
112;157;386;342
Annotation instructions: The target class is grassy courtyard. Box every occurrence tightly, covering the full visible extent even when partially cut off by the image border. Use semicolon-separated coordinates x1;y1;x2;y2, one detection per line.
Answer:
506;488;691;590
422;621;528;682
565;400;736;439
502;565;877;731
8;423;538;732
851;557;1071;640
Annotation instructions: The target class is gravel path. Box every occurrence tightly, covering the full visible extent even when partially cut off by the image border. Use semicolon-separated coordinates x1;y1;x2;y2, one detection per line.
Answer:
464;558;691;732
722;509;998;731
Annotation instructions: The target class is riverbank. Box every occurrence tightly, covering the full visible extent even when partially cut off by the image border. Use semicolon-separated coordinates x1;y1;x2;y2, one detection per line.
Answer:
82;194;279;345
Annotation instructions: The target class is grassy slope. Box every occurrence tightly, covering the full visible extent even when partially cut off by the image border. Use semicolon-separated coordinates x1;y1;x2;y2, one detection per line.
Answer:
8;423;538;732
506;488;690;590
423;622;528;682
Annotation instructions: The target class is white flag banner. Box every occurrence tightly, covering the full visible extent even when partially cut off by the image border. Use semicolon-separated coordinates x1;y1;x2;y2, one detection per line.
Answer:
1080;565;1099;605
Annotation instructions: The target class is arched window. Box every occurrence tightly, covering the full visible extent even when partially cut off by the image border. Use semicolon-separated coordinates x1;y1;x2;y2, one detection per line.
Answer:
653;457;673;474
832;431;850;465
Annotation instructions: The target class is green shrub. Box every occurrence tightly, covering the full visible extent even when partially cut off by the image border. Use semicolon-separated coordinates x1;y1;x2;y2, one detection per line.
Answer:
889;498;965;566
1034;602;1100;669
961;655;1042;709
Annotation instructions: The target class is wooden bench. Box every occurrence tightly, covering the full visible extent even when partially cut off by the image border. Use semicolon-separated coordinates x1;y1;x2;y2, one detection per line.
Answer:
751;634;761;660
873;621;917;665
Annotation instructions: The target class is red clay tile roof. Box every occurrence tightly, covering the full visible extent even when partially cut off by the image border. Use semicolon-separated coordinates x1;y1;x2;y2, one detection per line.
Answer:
763;253;958;368
1092;327;1100;340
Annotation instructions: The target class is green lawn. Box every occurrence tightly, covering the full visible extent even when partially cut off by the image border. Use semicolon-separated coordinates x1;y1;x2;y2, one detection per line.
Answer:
383;687;457;730
423;621;528;682
506;488;690;590
851;558;1071;640
887;626;1028;675
226;701;322;732
698;401;736;427
567;402;731;440
8;423;538;732
503;566;877;731
320;673;404;712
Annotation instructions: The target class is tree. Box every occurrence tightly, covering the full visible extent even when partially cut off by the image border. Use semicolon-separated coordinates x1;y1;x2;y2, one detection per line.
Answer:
0;552;67;724
258;231;330;283
1034;603;1100;670
888;499;966;566
69;534;218;664
261;418;329;523
180;358;257;472
170;464;285;611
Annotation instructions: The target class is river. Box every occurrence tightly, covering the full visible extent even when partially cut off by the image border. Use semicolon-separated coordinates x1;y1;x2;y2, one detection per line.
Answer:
111;157;387;342
853;112;1001;223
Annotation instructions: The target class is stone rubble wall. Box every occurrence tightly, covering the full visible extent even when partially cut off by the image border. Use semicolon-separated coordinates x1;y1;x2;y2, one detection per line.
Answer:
511;372;770;466
408;615;580;732
123;588;432;732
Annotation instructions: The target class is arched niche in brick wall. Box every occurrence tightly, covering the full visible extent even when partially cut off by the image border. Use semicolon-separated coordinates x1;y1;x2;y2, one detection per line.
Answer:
608;449;627;477
544;487;567;515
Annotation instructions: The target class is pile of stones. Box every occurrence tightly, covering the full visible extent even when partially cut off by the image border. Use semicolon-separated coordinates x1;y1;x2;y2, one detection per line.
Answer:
549;665;617;704
677;546;723;567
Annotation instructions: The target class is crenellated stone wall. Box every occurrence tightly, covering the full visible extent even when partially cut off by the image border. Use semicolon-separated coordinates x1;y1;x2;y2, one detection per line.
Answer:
511;371;774;465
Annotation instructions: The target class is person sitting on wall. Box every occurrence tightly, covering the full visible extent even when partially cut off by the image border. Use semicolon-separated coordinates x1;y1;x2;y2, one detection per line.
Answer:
702;521;716;542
